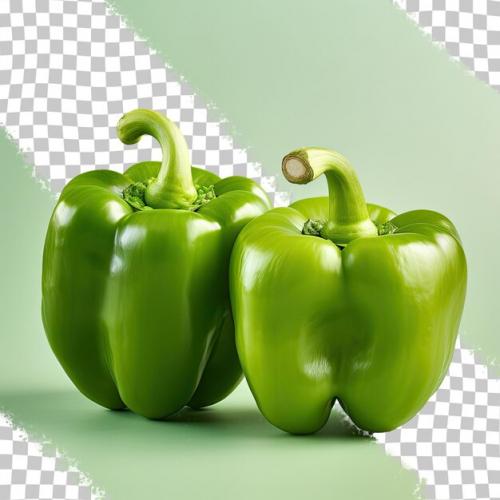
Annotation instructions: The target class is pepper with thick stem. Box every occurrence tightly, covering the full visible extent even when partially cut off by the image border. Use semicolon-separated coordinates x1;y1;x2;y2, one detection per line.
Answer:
282;148;378;245
42;109;271;418
230;146;467;434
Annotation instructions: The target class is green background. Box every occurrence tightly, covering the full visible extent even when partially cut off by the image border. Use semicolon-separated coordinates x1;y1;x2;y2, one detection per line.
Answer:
1;1;499;499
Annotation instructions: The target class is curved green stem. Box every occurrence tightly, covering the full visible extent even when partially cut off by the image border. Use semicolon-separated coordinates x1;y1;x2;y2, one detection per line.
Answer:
282;147;377;245
117;109;197;209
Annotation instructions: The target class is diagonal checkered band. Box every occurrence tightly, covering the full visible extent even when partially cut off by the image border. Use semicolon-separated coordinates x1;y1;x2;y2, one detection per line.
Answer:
376;339;500;500
0;0;289;206
394;0;500;89
0;414;103;500
0;1;499;500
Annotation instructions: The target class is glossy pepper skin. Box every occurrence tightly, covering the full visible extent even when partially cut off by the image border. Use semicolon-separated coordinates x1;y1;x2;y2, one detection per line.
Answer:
230;147;466;434
42;109;271;418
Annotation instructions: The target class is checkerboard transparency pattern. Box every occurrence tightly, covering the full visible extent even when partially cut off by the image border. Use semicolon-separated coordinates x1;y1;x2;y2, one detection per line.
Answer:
0;415;102;500
377;340;500;500
394;0;500;89
0;1;499;499
0;0;289;205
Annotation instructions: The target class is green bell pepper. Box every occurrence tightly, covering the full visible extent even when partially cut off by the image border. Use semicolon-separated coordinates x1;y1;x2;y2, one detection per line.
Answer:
42;109;271;418
230;147;467;434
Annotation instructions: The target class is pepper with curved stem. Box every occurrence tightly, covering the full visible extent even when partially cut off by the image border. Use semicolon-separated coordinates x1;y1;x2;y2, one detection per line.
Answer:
231;146;466;434
117;109;197;209
282;148;378;246
42;108;272;418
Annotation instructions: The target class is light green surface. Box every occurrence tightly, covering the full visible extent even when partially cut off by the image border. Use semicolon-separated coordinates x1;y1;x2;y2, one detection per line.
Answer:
0;132;420;498
112;0;500;367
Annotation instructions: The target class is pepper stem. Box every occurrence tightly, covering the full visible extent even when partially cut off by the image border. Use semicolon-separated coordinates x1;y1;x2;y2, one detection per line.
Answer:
282;147;377;245
117;109;197;209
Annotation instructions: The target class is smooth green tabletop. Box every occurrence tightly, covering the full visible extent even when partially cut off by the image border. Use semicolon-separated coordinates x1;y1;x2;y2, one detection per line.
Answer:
1;0;499;498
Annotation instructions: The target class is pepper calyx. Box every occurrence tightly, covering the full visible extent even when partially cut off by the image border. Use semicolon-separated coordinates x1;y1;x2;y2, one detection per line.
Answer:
123;180;216;212
123;181;153;211
378;221;398;236
302;218;325;237
190;184;216;211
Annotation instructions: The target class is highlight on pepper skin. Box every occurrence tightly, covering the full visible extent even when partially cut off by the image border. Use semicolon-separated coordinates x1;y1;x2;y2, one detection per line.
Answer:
230;146;467;434
41;109;271;419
